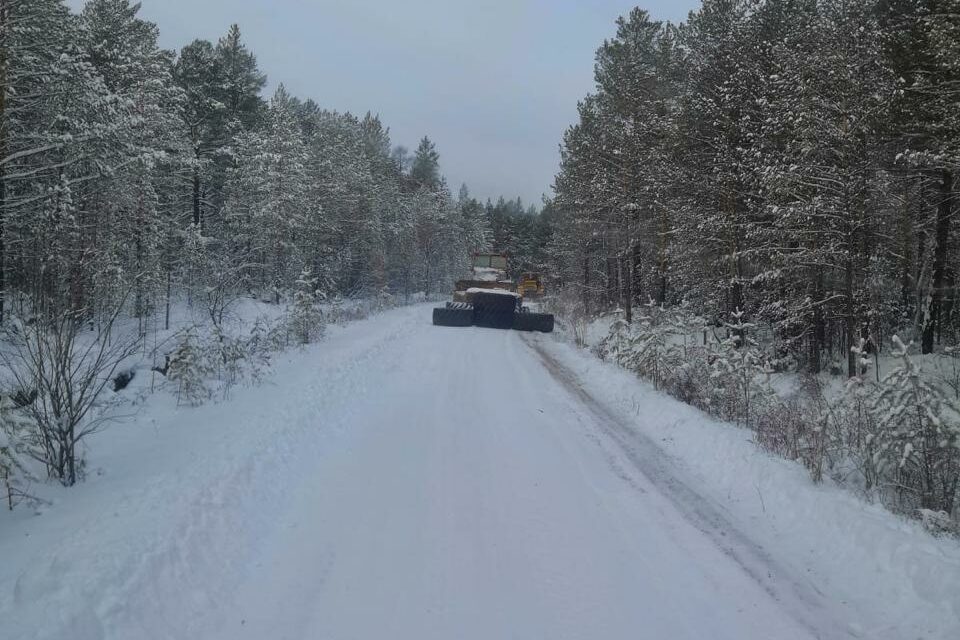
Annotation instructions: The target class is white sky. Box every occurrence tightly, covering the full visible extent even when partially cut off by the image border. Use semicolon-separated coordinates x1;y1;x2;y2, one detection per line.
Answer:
66;0;701;205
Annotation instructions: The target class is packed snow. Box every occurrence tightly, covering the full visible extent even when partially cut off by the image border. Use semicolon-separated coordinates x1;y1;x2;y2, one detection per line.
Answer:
1;304;958;640
469;267;506;282
465;287;520;297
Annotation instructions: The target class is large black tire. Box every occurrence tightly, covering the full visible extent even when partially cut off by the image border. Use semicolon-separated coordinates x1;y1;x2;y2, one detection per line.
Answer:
432;306;473;327
472;292;518;330
445;301;473;311
513;312;554;333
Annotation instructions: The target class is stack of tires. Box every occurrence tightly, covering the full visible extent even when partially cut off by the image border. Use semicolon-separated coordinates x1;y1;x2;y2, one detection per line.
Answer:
432;292;554;333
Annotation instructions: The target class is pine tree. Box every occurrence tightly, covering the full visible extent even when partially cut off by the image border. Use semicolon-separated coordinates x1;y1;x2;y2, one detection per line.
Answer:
870;336;960;513
225;84;309;303
410;136;441;190
168;330;211;406
79;0;187;326
289;267;324;344
216;24;266;134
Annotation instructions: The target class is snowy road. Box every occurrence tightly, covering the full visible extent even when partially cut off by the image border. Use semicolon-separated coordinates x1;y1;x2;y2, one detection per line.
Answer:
5;304;955;640
203;308;841;640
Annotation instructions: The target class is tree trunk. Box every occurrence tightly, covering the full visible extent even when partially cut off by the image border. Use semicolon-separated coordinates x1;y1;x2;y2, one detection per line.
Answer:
900;177;914;316
622;251;632;324
922;169;952;354
845;255;857;377
605;255;617;308
582;254;591;316
0;163;5;326
658;206;668;305
165;266;171;331
0;5;7;325
810;268;825;374
632;242;643;306
192;164;202;228
726;190;744;339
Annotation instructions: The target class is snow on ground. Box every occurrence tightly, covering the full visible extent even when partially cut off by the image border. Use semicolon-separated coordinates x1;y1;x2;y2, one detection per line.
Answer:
466;287;520;297
1;303;958;639
532;334;960;640
0;303;414;639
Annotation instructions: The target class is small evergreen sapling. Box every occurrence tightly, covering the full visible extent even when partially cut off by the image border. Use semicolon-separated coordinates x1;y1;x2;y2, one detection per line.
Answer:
0;396;37;510
870;336;960;514
289;268;325;345
167;330;212;406
709;310;774;428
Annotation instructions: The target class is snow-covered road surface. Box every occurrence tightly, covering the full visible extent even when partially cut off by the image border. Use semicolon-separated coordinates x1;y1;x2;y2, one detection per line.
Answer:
3;304;957;639
211;315;829;640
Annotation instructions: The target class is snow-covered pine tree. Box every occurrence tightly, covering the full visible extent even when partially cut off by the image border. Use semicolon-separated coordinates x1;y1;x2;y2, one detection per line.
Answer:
709;309;774;429
167;330;212;406
289;267;324;345
410;136;441;191
225;84;309;303
0;394;36;509
173;23;265;238
0;0;123;320
870;336;960;514
79;0;187;329
880;1;960;355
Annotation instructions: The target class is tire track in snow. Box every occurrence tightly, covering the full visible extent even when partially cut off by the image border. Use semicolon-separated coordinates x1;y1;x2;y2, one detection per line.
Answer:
528;338;858;640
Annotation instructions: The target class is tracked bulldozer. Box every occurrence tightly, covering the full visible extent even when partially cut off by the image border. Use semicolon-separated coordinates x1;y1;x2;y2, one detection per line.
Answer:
432;253;554;333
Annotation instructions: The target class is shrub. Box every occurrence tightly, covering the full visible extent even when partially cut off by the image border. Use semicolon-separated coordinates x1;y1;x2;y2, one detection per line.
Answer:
0;307;139;486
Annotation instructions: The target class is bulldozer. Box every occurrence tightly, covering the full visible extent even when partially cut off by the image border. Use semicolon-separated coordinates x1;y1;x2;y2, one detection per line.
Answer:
517;273;545;299
432;253;554;332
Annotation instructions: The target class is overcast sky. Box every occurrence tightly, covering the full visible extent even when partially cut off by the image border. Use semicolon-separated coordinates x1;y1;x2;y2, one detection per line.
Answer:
67;0;701;205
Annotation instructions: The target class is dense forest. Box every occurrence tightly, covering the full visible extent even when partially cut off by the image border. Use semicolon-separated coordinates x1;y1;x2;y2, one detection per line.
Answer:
538;0;960;520
0;0;523;332
546;0;959;376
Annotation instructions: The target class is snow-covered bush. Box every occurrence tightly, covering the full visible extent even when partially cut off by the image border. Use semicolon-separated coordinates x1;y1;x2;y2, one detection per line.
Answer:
758;375;837;483
669;346;714;410
217;319;280;391
598;302;688;389
167;330;212;407
211;327;248;392
376;286;395;312
542;292;589;347
326;296;345;325
869;336;960;515
0;309;139;486
918;508;960;537
570;298;960;519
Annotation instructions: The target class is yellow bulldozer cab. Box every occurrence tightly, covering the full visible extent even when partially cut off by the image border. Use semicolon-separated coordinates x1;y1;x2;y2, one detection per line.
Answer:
517;273;544;298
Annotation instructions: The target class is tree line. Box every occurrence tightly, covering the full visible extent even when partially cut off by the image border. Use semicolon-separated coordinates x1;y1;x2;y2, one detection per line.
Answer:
0;0;495;334
549;0;959;374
